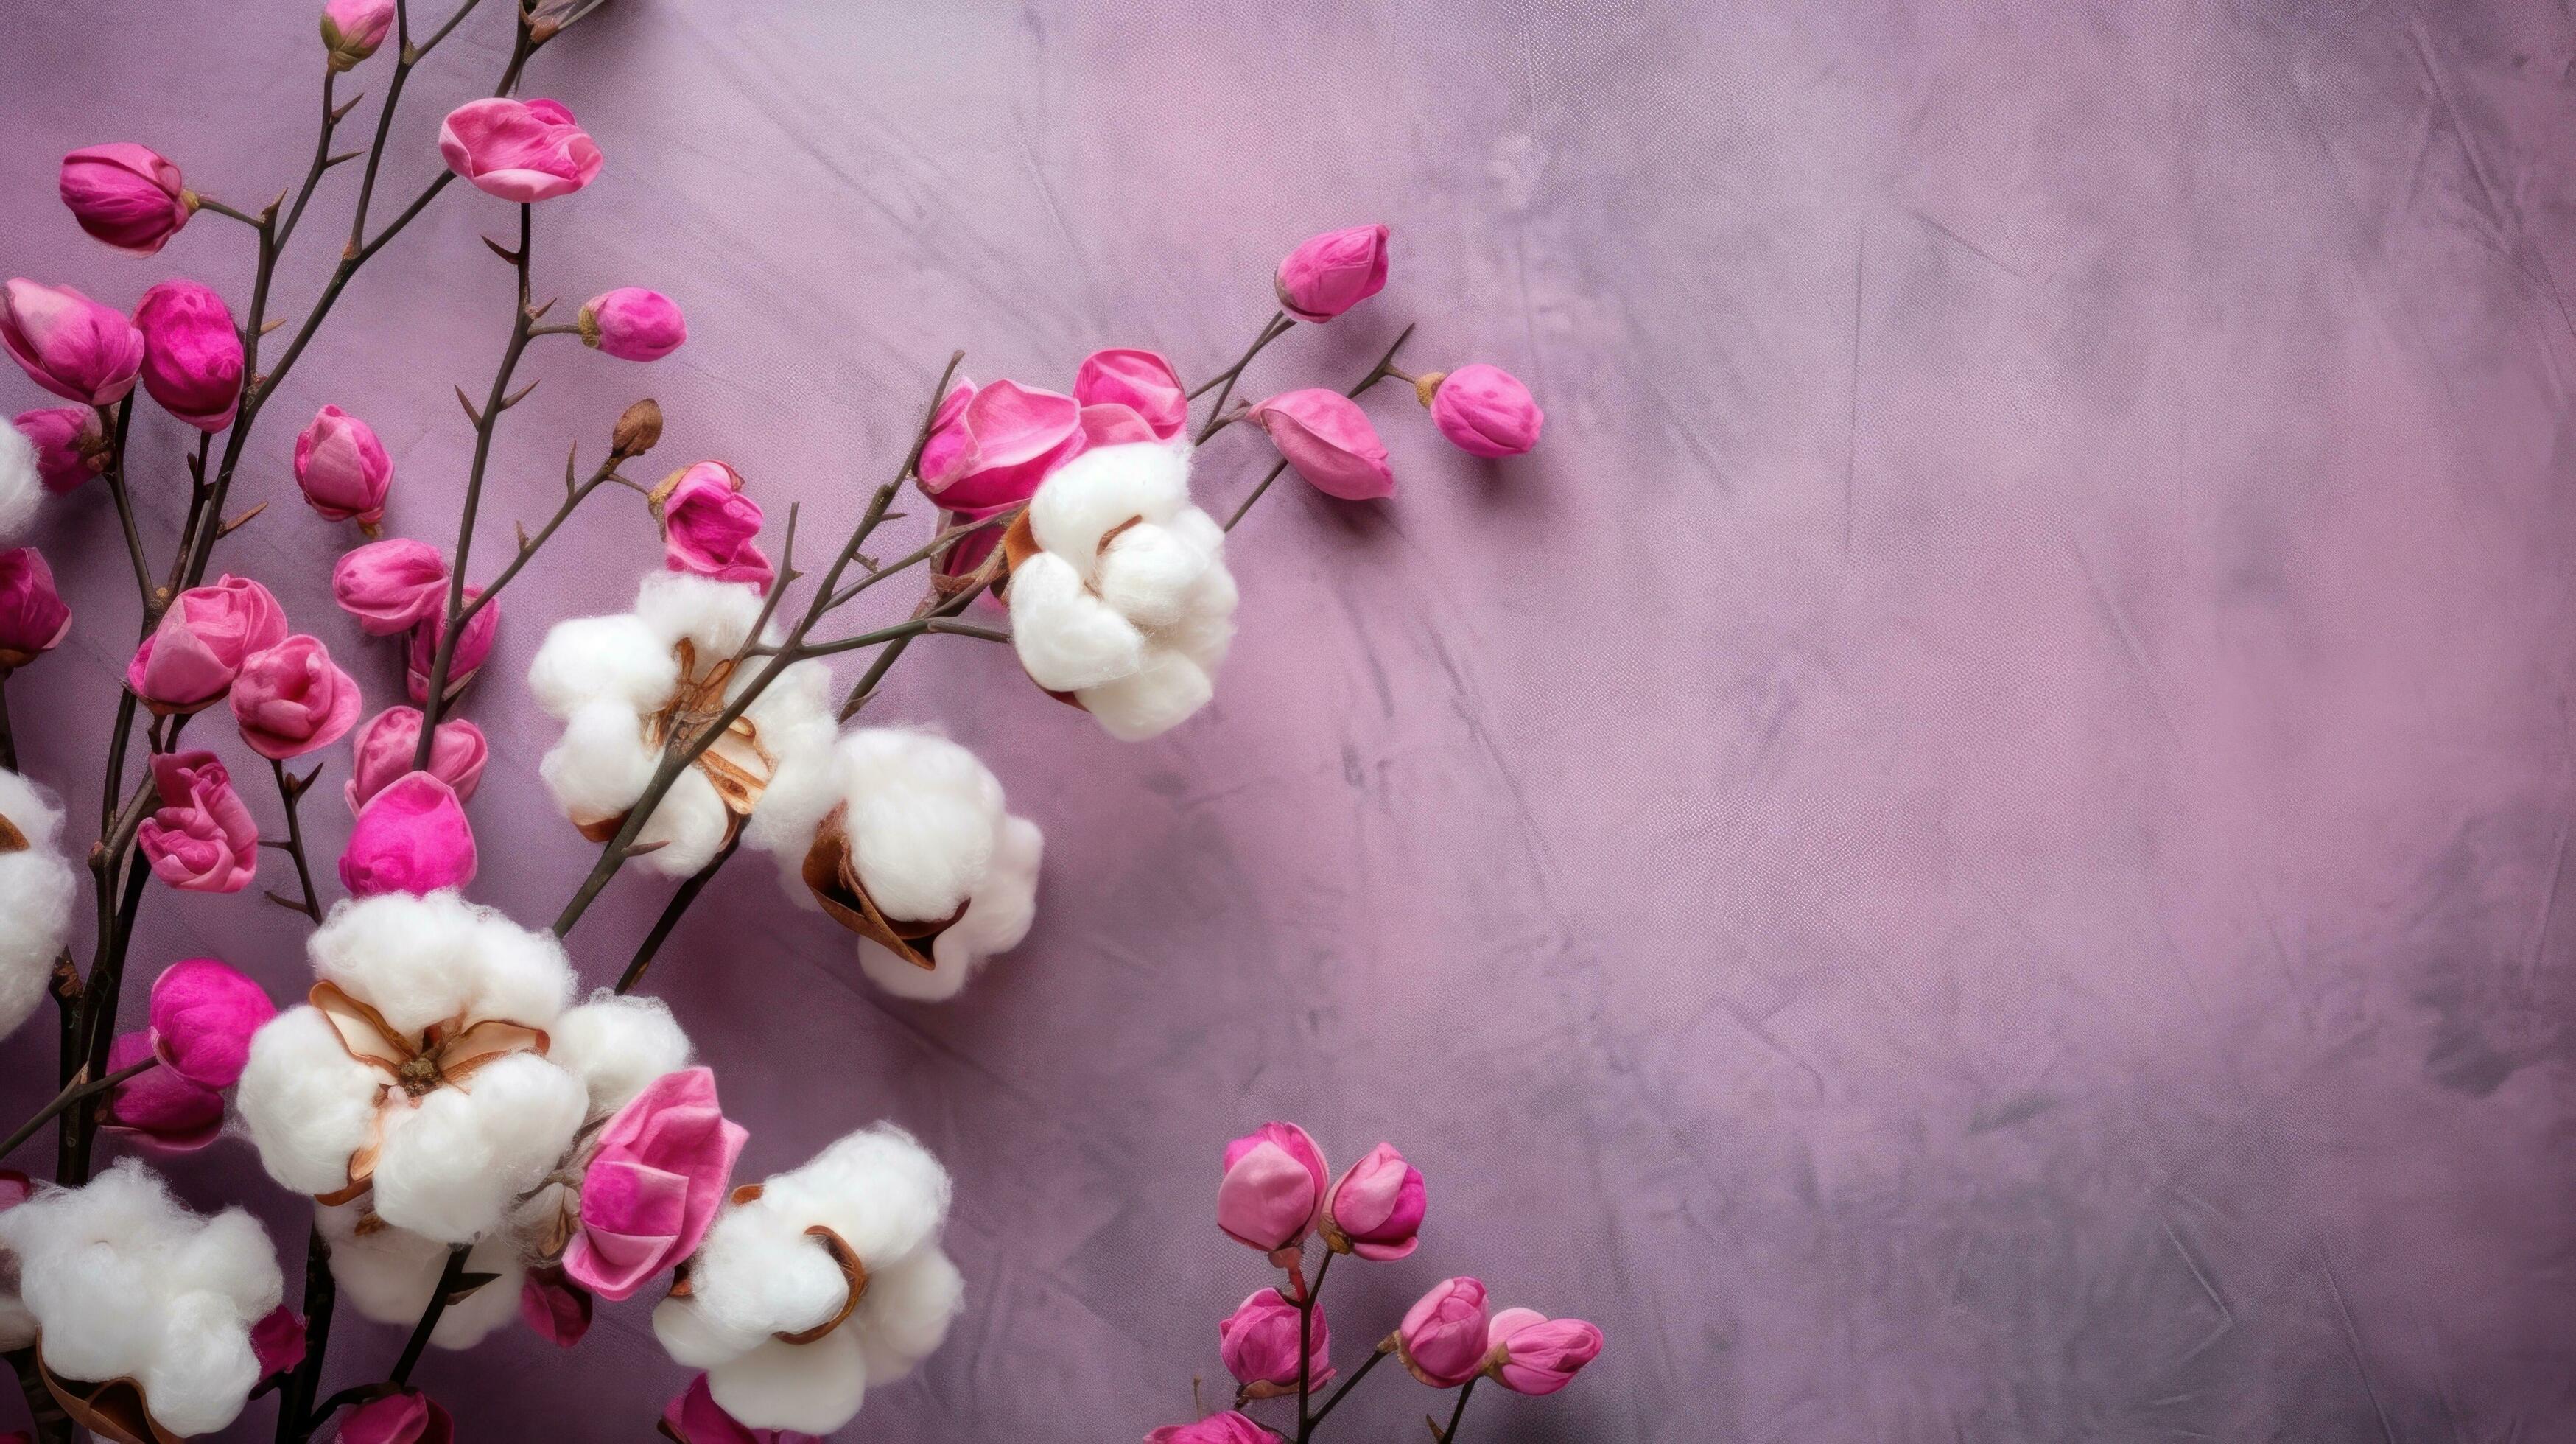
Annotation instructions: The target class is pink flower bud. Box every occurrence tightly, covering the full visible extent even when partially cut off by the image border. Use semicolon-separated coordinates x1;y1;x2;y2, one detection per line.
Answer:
126;574;288;714
345;706;487;814
100;1030;223;1151
1217;1287;1332;1394
1;279;145;407
15;406;105;491
293;404;393;525
1145;1413;1271;1444
1274;223;1389;323
1077;403;1159;449
147;957;276;1088
136;750;259;893
1217;1121;1327;1255
1482;1308;1601;1395
1073;348;1187;441
134;278;245;432
320;0;396;70
59;144;192;256
406;589;496;705
332;538;449;636
656;462;774;591
438;97;603;203
340;1390;455;1444
340;772;478;897
250;1305;308;1377
564;1067;747;1301
578;287;687;361
1424;363;1542;458
1323;1143;1425;1261
1396;1276;1489;1388
231;634;364;760
916;379;1087;511
661;1374;823;1444
1249;390;1394;501
0;549;71;673
520;1266;592;1347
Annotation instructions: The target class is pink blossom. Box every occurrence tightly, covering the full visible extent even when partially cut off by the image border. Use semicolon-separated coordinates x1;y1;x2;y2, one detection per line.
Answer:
338;1390;453;1444
1144;1413;1272;1444
100;1030;223;1151
1482;1308;1602;1395
1274;224;1389;323
0;549;71;673
661;1374;822;1444
126;575;288;714
134;278;245;431
934;501;1016;583
579;288;686;361
321;0;396;70
1077;403;1160;449
345;706;487;814
657;462;773;591
438;97;603;202
340;772;477;897
917;379;1088;511
1426;364;1543;458
405;588;496;704
1073;349;1187;441
1217;1122;1327;1256
1397;1277;1489;1388
136;750;259;893
147;957;276;1088
1218;1287;1331;1394
1324;1142;1425;1261
563;1067;746;1301
59;144;192;255
1250;389;1393;501
250;1305;307;1377
294;404;393;525
332;538;449;635
15;406;105;491
231;634;363;760
520;1266;592;1347
1;279;144;406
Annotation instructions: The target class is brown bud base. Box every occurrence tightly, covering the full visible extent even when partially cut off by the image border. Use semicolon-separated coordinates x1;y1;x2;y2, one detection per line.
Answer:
37;1354;184;1444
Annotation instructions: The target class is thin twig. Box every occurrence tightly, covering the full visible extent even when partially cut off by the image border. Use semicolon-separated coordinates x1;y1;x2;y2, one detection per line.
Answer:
390;1245;471;1387
1305;1345;1391;1433
93;400;152;609
0;1056;154;1159
269;758;324;922
614;835;740;995
1437;1376;1479;1443
273;1225;335;1444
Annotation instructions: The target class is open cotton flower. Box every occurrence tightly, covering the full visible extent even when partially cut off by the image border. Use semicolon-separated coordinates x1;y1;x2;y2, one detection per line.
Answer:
1006;441;1237;740
0;768;76;1042
787;729;1040;1002
653;1124;964;1435
527;570;835;876
0;1160;283;1438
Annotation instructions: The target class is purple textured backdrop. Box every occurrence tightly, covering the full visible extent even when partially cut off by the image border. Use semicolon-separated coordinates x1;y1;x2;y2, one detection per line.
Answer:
6;1;2576;1439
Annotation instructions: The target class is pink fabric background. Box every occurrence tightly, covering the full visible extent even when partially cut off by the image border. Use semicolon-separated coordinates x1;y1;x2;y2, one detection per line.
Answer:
6;1;2576;1438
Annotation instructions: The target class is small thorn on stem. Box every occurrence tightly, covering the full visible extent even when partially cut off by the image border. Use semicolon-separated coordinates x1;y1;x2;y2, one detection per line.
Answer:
501;378;540;410
455;387;483;427
516;520;532;553
482;236;521;265
259;316;287;335
216;501;268;539
527;297;557;321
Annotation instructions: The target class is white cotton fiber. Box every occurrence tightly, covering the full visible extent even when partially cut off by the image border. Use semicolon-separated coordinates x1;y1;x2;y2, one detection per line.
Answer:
634;763;732;876
236;1007;384;1195
709;1330;868;1435
1080;650;1217;743
527;612;675;719
541;700;658;827
0;423;38;543
853;1247;965;1385
636;569;766;656
769;1124;951;1267
836;730;1003;923
652;1291;769;1367
1093;521;1212;629
551;991;692;1115
740;659;840;857
0;1160;282;1437
309;891;570;1033
368;1050;585;1242
0;768;75;1042
857;816;1042;1003
1008;551;1145;692
317;1203;522;1349
1028;442;1189;577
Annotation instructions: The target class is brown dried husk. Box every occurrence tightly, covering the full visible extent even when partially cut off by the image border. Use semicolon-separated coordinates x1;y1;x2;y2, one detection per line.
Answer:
799;806;969;970
0;812;25;853
36;1355;183;1444
573;637;776;845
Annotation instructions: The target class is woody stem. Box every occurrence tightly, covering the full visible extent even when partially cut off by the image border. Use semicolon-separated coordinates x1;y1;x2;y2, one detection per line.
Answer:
268;758;324;922
614;835;740;995
390;1244;471;1387
0;1056;154;1160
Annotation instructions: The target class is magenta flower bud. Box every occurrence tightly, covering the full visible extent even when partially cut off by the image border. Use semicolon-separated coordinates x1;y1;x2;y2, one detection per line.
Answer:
147;956;276;1088
15;406;105;491
340;1390;455;1444
251;1305;308;1378
1423;363;1543;458
1076;403;1159;449
1274;223;1389;323
563;1067;748;1301
578;287;687;361
915;379;975;491
662;1374;824;1444
126;574;288;714
345;706;486;814
1482;1308;1601;1395
438;97;603;203
916;379;1088;511
340;771;478;897
1249;389;1394;501
521;1266;593;1347
0;549;71;674
59;144;193;255
1323;1142;1425;1260
320;0;396;70
656;462;774;591
406;589;496;704
133;278;245;432
100;1029;224;1151
136;750;259;893
294;404;393;527
1216;1121;1327;1256
1217;1287;1332;1395
1073;348;1187;441
1145;1413;1271;1444
1;279;145;406
1396;1277;1489;1388
231;634;363;761
332;537;449;635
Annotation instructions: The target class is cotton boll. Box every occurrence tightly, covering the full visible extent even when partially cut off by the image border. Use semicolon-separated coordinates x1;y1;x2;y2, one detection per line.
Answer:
459;903;574;1028
309;890;486;1034
853;1247;964;1386
165;1208;284;1317
708;1329;867;1436
15;1227;163;1383
634;763;731;876
527;612;675;718
1028;442;1190;575
142;1291;262;1436
1008;551;1145;692
858;816;1042;1003
636;569;765;656
691;1202;851;1341
551;992;691;1114
1093;520;1211;629
765;1124;950;1268
1166;548;1239;671
369;1051;584;1242
1079;649;1215;742
318;1203;522;1348
0;768;75;1041
740;660;839;857
838;730;1002;923
541;700;656;826
236;1007;384;1195
653;1293;770;1368
0;422;38;542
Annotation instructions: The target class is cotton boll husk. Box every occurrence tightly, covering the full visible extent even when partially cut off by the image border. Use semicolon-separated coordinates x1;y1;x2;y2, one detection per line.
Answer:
1093;519;1211;629
551;991;691;1114
236;1006;384;1195
636;569;765;657
318;1203;522;1347
0;768;75;1041
739;659;839;858
143;1292;262;1436
527;612;675;718
1028;441;1190;577
634;763;731;876
368;1051;585;1241
1007;550;1145;692
708;1329;867;1435
857;815;1042;1002
0;422;38;542
1079;649;1216;742
541;700;657;827
853;1247;964;1386
763;1124;950;1269
837;730;1002;923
